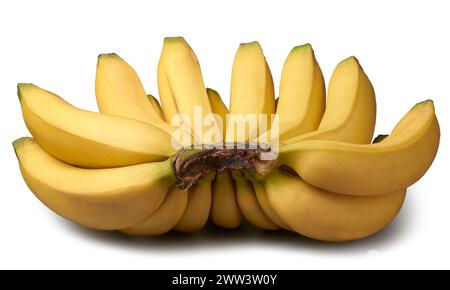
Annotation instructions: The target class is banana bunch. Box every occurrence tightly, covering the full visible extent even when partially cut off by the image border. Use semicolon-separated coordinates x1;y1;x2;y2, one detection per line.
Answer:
13;37;440;242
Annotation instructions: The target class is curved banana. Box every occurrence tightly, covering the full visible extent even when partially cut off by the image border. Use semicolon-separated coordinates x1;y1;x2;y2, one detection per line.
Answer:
13;138;176;230
18;83;176;168
147;94;165;121
263;169;406;242
174;174;214;232
121;187;188;236
252;180;291;230
283;56;376;145
226;41;275;143
96;53;174;133
280;100;440;196
207;88;228;122
211;171;242;229
233;172;279;230
158;37;217;141
276;44;325;141
207;88;228;136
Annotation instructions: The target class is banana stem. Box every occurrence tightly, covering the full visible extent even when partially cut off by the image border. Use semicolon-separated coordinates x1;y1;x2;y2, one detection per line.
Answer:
172;143;276;189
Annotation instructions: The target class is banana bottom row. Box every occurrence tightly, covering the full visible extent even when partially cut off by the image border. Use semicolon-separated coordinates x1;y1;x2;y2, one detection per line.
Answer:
15;138;405;242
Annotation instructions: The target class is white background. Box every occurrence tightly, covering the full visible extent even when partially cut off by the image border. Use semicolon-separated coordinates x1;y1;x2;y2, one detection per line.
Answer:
1;0;449;269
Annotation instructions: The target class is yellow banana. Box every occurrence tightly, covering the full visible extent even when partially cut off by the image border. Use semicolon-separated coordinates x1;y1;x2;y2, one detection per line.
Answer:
211;171;242;229
95;53;174;133
233;172;279;230
276;44;325;141
207;88;228;121
207;88;228;137
283;56;376;145
280;100;440;196
174;174;214;233
263;169;406;242
226;41;275;143
251;180;291;230
13;138;175;230
18;83;176;168
147;94;165;121
158;37;217;142
121;187;188;236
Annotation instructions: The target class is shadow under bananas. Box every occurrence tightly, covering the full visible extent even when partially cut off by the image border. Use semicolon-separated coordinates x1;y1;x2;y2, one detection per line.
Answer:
56;189;418;256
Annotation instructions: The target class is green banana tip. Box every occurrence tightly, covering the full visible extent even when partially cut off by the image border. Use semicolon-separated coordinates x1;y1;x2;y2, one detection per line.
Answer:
97;53;121;62
12;137;31;157
17;83;33;101
292;43;313;53
164;36;186;43
239;41;260;48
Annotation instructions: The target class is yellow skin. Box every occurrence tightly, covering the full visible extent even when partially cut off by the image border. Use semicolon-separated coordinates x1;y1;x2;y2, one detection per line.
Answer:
233;172;279;230
174;174;214;233
147;94;165;121
18;84;176;168
251;180;291;230
276;44;325;141
226;41;275;143
121;187;188;236
157;37;218;142
207;88;228;136
283;56;376;145
95;53;175;134
263;169;406;242
14;138;176;230
280;100;440;196
211;171;242;229
207;88;228;122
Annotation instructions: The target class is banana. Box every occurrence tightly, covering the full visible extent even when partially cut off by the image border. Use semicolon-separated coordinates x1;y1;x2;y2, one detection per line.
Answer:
263;169;406;242
251;180;291;230
95;53;174;133
226;41;275;143
207;88;228;136
121;187;188;236
210;171;242;229
280;100;440;196
283;56;376;145
276;44;325;141
13;138;176;230
147;94;165;121
233;172;279;230
207;88;228;122
174;173;214;232
158;37;217;142
18;83;176;168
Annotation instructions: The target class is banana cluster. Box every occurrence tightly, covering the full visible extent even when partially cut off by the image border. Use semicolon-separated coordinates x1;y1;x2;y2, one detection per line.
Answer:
13;37;440;242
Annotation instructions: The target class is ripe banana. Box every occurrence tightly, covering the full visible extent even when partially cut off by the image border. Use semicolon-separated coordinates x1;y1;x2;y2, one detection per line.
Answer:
158;37;217;142
226;41;275;143
174;173;214;232
147;94;165;121
263;169;406;242
18;83;176;168
276;44;325;141
211;171;242;229
96;53;174;133
283;56;376;145
14;138;176;230
13;37;440;242
121;187;188;236
280;100;440;196
251;180;291;230
233;172;279;230
207;88;228;137
207;88;228;122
